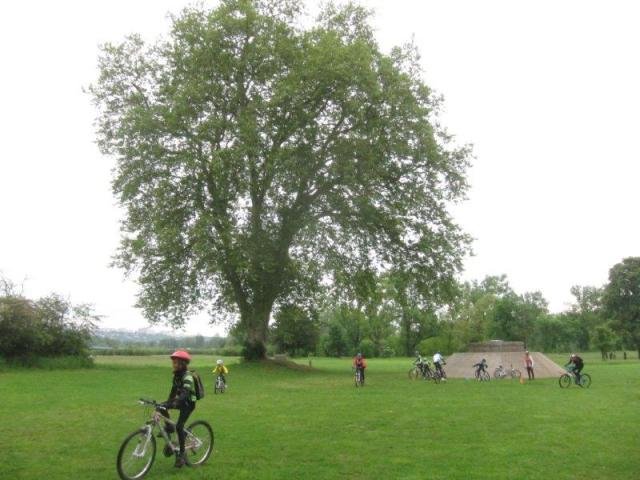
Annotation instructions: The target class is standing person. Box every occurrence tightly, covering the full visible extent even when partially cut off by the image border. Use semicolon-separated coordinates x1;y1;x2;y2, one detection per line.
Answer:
473;358;488;378
353;352;367;385
433;351;446;380
159;350;197;468
524;351;535;380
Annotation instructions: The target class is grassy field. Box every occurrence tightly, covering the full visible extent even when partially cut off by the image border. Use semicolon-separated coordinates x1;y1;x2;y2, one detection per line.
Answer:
1;352;638;479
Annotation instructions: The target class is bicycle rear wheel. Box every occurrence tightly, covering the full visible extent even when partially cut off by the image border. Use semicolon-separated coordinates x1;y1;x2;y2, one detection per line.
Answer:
559;374;572;388
482;371;490;382
579;374;591;388
117;428;156;480
511;369;522;379
184;420;214;466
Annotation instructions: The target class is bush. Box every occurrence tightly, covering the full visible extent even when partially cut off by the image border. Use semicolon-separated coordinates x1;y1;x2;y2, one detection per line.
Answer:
0;285;97;364
358;339;375;358
381;345;396;358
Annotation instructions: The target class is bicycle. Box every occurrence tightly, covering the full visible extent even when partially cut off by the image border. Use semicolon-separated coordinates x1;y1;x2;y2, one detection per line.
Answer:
116;399;214;480
354;367;365;387
559;368;591;388
408;362;433;380
432;364;446;383
474;368;490;382
493;364;522;380
214;375;226;394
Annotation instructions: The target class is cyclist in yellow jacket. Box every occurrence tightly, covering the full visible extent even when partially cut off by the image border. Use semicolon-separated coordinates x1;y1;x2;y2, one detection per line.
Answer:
212;359;229;384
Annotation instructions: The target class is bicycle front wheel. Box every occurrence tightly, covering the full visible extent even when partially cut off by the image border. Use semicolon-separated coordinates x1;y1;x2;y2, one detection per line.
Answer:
117;428;156;480
579;374;592;388
511;369;522;379
559;374;572;388
184;420;214;466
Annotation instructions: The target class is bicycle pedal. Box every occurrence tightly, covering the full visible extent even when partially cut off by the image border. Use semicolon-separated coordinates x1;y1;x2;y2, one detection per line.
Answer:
163;443;176;457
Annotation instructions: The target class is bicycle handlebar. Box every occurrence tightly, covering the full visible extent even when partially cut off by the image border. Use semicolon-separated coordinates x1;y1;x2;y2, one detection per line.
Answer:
138;398;167;410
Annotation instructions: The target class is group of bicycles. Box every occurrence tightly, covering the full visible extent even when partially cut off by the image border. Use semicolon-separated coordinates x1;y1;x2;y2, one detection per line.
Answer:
408;360;592;388
474;364;522;382
408;361;447;383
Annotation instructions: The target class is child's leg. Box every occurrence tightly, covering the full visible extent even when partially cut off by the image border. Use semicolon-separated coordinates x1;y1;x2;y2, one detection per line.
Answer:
158;407;175;434
176;402;196;455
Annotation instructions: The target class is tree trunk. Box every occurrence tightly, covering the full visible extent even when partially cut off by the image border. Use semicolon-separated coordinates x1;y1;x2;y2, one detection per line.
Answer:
241;305;271;361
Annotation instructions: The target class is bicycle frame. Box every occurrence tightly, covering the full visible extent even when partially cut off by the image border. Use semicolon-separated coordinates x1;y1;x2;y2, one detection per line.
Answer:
137;401;204;455
137;410;176;457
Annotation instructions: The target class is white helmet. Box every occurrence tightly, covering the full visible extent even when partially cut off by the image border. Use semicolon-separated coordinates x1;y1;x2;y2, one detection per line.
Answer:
216;359;224;365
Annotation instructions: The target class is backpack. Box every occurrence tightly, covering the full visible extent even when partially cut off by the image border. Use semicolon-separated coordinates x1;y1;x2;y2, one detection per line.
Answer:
190;370;205;400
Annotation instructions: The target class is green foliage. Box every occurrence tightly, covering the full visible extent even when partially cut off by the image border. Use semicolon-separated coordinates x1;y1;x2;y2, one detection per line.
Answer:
604;257;640;356
322;321;348;357
380;345;395;358
271;304;319;356
592;323;618;359
417;335;458;356
357;338;375;358
90;0;471;359
0;279;98;362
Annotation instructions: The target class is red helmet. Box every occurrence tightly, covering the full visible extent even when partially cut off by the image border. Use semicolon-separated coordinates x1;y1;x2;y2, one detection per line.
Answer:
170;350;191;363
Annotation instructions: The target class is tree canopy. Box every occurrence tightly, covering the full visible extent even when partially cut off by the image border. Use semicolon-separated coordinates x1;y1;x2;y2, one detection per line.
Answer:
604;257;640;357
91;0;471;358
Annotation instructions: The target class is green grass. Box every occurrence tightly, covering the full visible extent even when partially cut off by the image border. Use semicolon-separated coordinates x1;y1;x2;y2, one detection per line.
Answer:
1;354;638;479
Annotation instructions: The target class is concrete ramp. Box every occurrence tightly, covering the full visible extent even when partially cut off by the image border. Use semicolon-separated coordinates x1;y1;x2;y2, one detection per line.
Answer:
442;352;565;379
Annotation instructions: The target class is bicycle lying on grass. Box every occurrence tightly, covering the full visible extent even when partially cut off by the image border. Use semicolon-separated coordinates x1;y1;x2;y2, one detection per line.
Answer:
214;375;226;394
559;369;591;388
116;399;214;480
494;364;521;380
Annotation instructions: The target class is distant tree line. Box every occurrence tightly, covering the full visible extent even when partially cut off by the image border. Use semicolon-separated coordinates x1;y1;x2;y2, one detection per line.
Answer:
92;331;229;351
3;257;637;362
268;258;640;359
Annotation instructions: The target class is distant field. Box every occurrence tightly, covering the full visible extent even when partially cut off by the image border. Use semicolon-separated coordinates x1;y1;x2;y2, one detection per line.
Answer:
1;353;638;479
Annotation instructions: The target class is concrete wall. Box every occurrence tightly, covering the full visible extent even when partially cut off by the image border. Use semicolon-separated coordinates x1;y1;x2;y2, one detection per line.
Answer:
442;351;565;379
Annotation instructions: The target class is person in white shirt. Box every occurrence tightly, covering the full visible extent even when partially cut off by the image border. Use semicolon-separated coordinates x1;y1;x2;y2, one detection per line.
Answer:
524;351;535;380
433;352;446;379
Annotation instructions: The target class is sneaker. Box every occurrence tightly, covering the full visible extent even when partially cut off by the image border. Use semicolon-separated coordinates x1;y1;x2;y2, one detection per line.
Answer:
174;453;186;468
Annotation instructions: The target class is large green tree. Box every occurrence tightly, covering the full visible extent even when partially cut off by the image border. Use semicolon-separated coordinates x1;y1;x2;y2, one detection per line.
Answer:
91;0;470;359
603;257;640;358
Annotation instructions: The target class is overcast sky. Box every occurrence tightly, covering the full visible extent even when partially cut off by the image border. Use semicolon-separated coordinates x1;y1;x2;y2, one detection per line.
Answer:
1;1;638;335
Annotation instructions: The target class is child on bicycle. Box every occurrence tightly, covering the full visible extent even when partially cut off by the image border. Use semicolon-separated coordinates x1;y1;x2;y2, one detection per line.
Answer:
414;351;431;377
353;352;367;385
212;359;228;384
566;353;584;384
473;358;488;377
159;350;197;468
433;352;446;379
